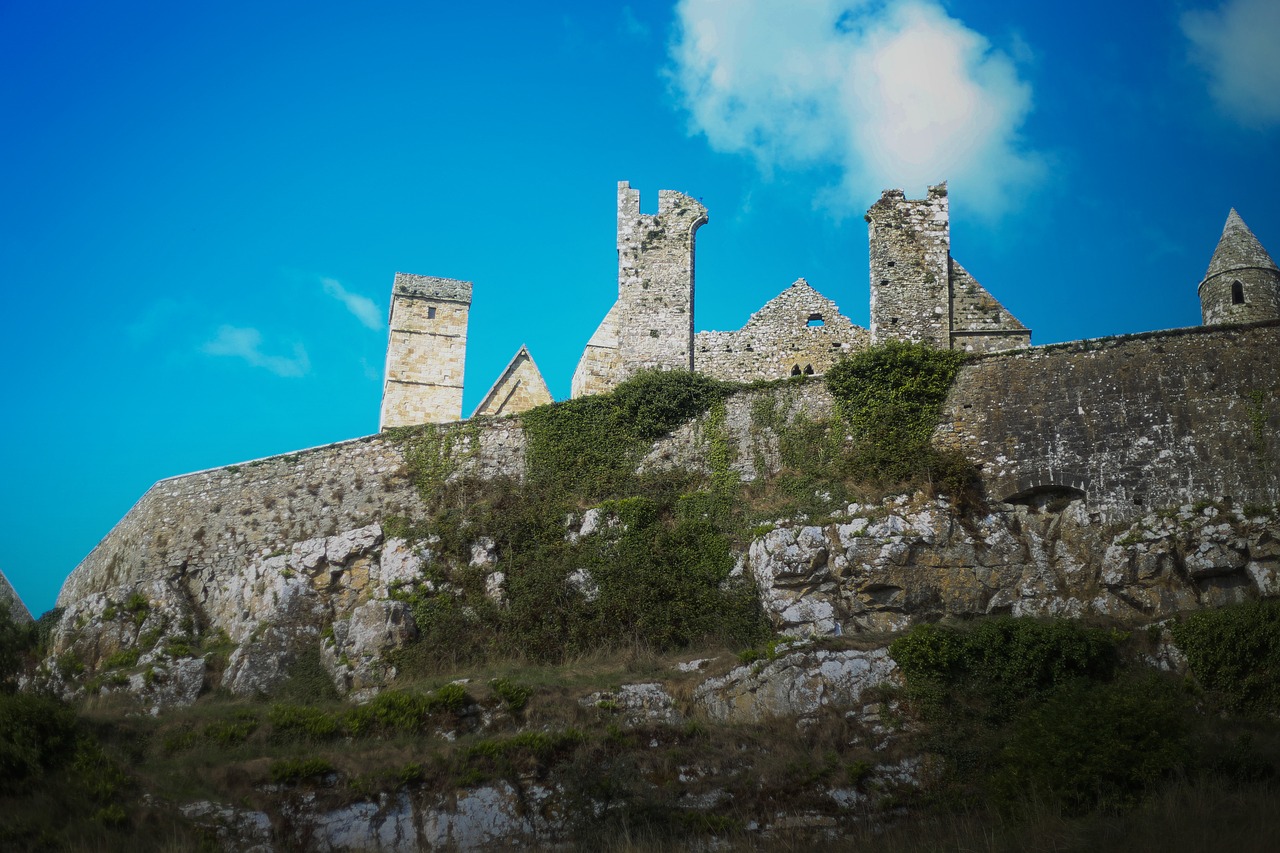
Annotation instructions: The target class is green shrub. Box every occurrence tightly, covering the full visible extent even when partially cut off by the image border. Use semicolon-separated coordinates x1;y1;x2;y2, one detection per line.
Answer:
0;693;79;791
102;648;140;670
996;676;1191;815
490;678;532;715
1171;599;1280;715
890;617;1119;718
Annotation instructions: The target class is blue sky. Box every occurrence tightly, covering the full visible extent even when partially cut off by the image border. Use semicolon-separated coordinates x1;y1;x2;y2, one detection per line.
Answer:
3;0;1278;615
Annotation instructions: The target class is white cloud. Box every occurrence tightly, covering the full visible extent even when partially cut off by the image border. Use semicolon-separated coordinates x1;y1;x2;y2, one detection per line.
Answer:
668;0;1044;216
321;277;383;330
202;326;311;377
1182;0;1280;128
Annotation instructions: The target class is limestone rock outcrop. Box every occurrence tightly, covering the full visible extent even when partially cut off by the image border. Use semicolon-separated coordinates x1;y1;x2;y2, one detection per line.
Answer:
747;495;1280;636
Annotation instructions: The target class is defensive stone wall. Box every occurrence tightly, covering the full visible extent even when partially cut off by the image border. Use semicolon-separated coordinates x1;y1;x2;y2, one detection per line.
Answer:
60;322;1280;606
57;424;525;607
939;319;1280;512
694;279;868;382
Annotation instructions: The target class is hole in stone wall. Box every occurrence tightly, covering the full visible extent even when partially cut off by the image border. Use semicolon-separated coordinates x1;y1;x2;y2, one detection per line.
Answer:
790;365;801;376
887;261;896;267
649;329;659;338
807;313;825;327
427;306;437;319
1005;484;1087;513
803;364;815;375
1232;280;1245;305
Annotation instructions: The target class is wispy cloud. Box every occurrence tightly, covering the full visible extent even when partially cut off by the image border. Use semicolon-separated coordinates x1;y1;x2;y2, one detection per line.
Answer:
202;326;311;377
321;277;383;330
620;6;650;39
668;0;1045;217
1182;0;1280;128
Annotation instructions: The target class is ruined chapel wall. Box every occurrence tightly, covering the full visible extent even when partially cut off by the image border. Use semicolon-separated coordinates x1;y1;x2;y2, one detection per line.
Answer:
694;282;868;382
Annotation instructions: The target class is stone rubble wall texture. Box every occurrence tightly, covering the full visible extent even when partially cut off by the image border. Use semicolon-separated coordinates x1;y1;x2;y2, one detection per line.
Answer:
471;345;553;417
0;566;31;622
866;184;1029;353
379;274;472;428
867;185;952;348
57;421;526;607
694;279;869;382
60;319;1280;614
937;320;1280;512
572;182;708;397
1198;209;1280;326
947;259;1031;352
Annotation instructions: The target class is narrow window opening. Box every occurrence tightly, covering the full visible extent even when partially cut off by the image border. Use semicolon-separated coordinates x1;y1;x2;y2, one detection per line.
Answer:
803;364;815;375
790;365;802;376
649;329;659;338
427;306;437;320
806;313;825;327
887;261;896;268
1232;280;1245;305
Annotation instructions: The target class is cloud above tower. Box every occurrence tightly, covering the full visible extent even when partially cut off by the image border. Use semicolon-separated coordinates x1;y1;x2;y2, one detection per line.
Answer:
1182;0;1280;129
667;0;1045;216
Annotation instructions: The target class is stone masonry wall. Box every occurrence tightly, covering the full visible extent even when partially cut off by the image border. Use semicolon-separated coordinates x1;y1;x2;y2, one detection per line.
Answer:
694;279;868;382
572;183;707;397
947;260;1030;353
60;322;1280;607
57;423;526;607
380;274;471;428
937;320;1280;513
1199;211;1280;326
867;185;951;347
472;347;553;418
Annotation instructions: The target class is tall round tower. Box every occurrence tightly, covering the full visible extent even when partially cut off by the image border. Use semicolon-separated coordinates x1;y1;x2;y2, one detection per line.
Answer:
1198;209;1280;325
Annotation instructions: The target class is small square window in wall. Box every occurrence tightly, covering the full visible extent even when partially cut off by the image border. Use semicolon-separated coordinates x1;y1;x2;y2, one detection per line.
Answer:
807;313;825;327
427;306;437;320
649;329;659;338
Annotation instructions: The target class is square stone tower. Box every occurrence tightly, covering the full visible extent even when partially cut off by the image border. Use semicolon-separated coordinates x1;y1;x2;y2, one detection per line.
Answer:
379;273;472;428
866;183;1029;352
866;184;952;347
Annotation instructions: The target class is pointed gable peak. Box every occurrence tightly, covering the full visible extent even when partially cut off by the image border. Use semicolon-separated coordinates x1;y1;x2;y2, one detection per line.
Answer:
1205;208;1279;281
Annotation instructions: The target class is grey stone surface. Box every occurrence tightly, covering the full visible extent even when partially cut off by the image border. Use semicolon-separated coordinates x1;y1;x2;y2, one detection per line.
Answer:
1199;209;1280;325
0;567;31;623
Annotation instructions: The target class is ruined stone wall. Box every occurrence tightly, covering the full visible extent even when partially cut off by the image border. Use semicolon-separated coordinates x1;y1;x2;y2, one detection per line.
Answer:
694;279;869;382
472;347;553;418
938;320;1280;512
867;185;951;347
948;260;1031;353
57;424;526;608
60;323;1280;608
572;183;707;397
380;274;471;428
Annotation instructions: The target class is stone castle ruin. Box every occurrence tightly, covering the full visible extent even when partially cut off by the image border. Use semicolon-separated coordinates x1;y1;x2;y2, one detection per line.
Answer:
381;181;1057;426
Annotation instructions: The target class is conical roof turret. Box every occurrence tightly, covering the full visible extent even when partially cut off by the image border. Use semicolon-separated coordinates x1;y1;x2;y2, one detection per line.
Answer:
1202;209;1279;281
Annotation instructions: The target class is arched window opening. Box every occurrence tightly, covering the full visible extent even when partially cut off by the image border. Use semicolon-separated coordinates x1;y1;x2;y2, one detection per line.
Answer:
807;313;825;327
803;364;815;375
790;365;801;376
1232;280;1245;305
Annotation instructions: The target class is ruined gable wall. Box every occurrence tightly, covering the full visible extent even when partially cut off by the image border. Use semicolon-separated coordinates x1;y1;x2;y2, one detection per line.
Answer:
948;260;1031;353
694;281;868;382
572;183;707;397
473;350;553;418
